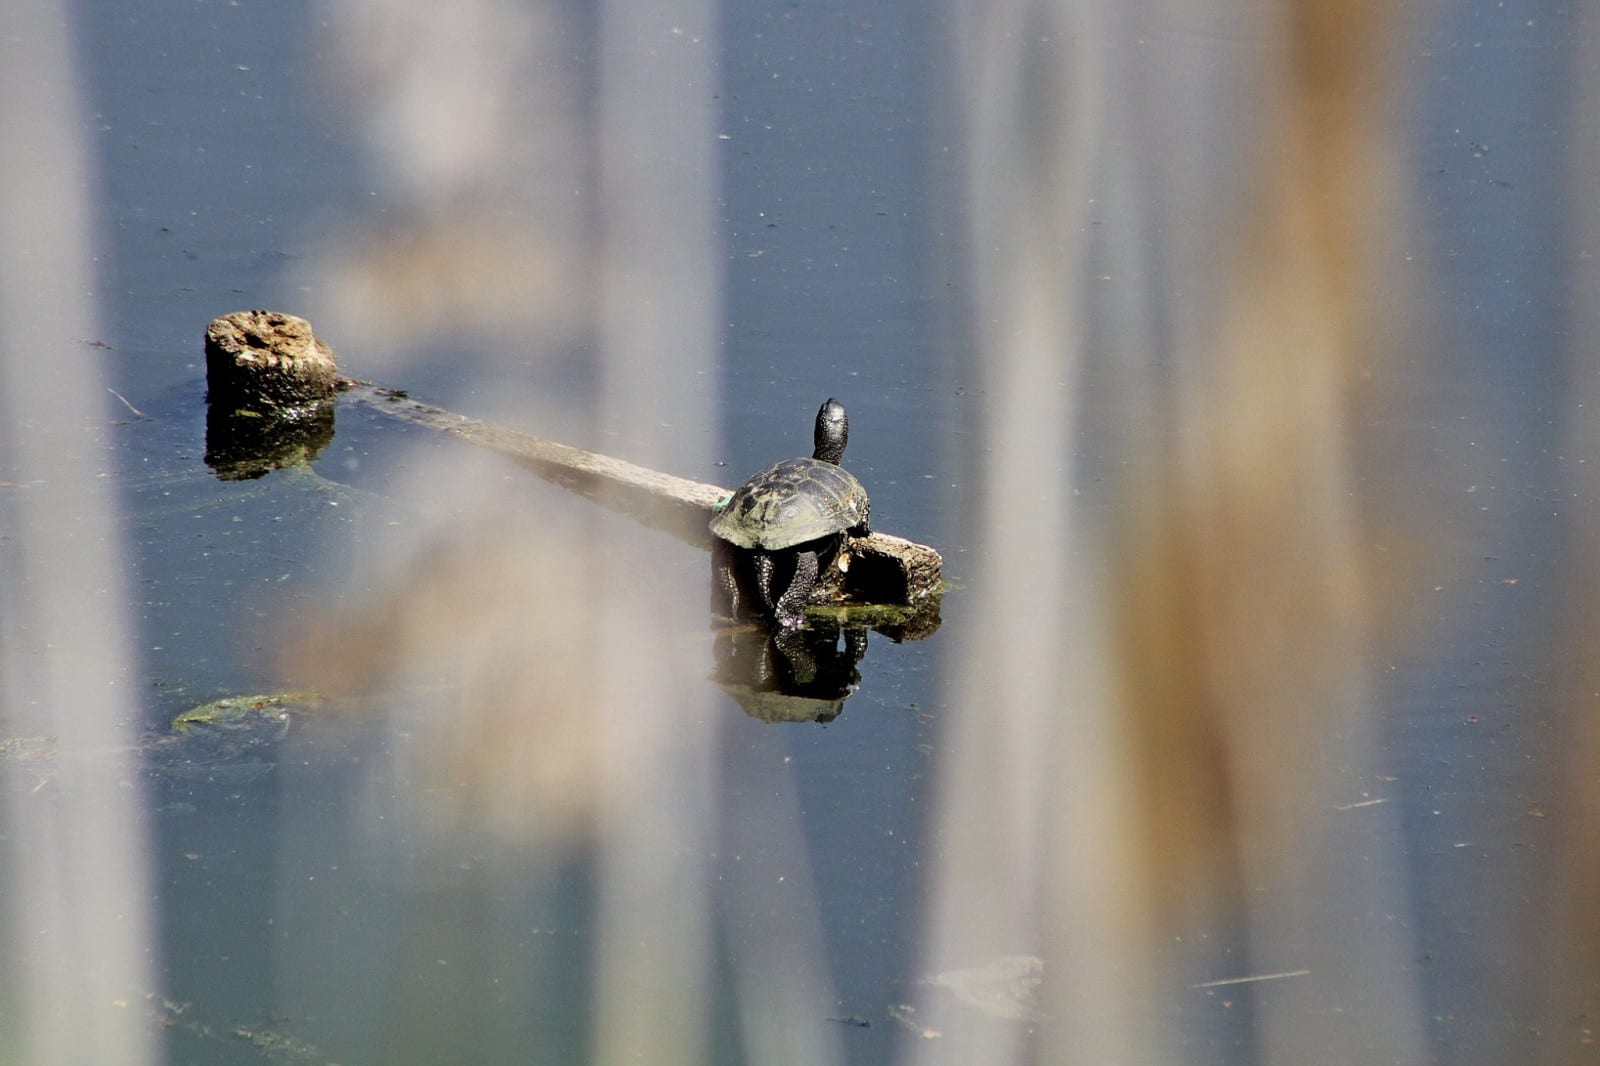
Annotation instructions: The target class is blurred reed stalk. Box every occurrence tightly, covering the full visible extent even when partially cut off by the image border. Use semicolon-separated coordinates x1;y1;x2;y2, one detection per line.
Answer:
915;0;1427;1063
1550;5;1600;1061
0;2;158;1064
587;2;722;1065
295;0;845;1063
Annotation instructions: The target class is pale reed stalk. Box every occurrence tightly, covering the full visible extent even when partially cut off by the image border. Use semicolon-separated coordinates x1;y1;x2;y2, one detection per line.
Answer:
0;3;157;1063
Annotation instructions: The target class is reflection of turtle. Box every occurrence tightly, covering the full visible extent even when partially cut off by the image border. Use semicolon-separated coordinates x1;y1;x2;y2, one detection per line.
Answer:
723;683;848;725
710;399;871;628
713;621;869;724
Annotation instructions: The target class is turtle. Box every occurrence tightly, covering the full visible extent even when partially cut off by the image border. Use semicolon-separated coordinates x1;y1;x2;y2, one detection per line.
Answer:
710;398;871;628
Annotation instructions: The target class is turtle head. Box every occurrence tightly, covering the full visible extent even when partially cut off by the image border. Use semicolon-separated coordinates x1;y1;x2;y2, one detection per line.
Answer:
813;398;848;464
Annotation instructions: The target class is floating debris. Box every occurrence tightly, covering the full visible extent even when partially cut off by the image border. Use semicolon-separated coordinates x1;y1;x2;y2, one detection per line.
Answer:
923;955;1045;1022
887;1004;941;1039
0;736;58;761
231;1024;331;1063
1188;968;1311;990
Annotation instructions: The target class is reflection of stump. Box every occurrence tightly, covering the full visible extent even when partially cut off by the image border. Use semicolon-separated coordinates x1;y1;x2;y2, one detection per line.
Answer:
204;402;336;481
205;310;339;410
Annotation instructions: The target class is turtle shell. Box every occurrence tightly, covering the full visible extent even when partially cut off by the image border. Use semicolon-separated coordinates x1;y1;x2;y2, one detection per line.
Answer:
709;457;870;551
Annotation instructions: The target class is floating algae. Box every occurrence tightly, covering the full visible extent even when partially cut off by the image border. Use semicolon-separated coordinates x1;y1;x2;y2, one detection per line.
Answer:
152;691;327;783
171;691;323;734
230;1024;331;1064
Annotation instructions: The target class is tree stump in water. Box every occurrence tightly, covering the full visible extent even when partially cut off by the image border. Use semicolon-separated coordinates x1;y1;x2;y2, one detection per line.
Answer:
205;310;340;410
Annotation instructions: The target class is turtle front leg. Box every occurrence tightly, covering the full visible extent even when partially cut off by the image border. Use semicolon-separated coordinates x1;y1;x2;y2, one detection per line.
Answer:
711;540;741;620
772;549;819;629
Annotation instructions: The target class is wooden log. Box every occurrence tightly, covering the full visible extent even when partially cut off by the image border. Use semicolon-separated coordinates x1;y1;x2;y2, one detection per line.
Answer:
202;311;943;609
343;382;945;609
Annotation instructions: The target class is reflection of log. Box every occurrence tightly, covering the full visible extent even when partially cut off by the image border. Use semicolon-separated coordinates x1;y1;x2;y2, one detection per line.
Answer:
345;382;945;608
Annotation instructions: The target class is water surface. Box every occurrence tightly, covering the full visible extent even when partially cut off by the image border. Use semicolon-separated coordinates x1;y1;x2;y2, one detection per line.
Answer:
0;1;1586;1064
